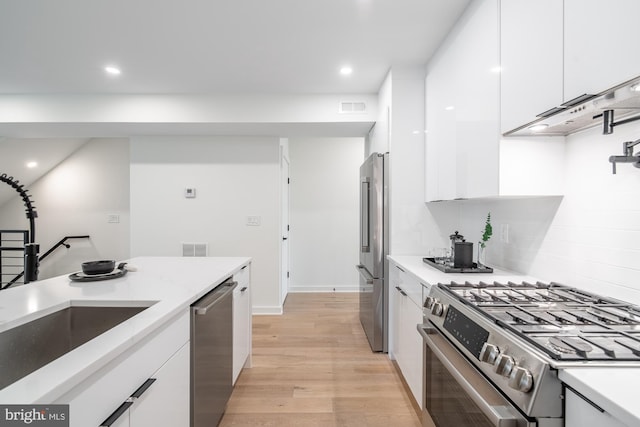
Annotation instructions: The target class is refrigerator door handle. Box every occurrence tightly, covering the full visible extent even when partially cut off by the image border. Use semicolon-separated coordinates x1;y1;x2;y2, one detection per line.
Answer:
360;178;370;252
356;265;374;284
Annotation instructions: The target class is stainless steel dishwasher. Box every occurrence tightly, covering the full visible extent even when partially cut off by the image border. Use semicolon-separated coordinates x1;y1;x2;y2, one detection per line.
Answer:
191;278;237;427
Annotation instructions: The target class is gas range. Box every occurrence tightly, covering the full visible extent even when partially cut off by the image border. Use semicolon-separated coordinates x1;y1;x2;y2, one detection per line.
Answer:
423;280;640;420
442;280;640;363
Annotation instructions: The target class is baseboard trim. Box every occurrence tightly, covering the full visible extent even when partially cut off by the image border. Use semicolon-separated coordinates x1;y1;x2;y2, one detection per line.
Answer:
252;306;283;315
289;285;359;293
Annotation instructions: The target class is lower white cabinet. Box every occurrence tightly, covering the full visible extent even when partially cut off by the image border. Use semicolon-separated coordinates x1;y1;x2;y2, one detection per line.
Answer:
55;310;190;427
389;262;424;410
129;343;189;427
565;387;628;427
233;265;252;384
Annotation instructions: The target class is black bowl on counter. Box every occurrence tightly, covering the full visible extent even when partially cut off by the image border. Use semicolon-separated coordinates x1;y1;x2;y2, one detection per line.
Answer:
81;260;116;275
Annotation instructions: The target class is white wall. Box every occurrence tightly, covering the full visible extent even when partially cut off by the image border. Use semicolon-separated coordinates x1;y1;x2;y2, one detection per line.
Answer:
288;137;364;292
0;93;377;130
442;122;640;304
129;136;282;313
367;72;392;156
0;138;130;280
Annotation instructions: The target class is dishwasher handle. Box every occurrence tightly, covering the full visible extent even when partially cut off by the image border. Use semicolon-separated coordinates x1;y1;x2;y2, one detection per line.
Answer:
194;281;237;315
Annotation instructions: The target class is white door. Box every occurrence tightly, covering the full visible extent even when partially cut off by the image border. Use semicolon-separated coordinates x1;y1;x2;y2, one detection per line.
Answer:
280;153;290;306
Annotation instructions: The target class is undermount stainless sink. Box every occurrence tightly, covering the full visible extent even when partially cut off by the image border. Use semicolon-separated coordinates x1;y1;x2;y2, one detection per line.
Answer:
0;304;151;390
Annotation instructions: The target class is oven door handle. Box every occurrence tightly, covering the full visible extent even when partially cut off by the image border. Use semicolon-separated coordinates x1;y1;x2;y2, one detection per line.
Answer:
418;324;519;427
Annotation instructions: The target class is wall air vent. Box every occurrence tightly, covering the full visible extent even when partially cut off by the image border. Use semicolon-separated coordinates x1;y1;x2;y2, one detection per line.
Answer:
182;242;208;257
339;101;367;113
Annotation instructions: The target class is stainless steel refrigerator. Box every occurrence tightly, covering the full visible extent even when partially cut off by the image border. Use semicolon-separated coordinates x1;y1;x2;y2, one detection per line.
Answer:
356;152;389;353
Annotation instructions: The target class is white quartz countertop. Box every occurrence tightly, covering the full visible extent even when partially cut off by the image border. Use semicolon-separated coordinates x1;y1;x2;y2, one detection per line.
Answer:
560;368;640;427
387;255;538;286
0;256;250;404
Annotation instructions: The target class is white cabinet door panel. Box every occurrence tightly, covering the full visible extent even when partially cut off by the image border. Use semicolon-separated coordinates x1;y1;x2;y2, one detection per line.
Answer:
233;265;251;384
565;0;640;102
130;343;190;427
500;0;563;133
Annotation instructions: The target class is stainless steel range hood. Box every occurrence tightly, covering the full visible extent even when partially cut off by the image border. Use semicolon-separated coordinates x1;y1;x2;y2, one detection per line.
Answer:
503;75;640;137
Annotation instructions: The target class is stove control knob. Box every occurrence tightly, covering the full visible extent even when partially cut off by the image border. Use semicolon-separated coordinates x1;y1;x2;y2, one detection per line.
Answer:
431;302;445;317
493;354;515;377
508;366;534;393
424;296;436;309
479;343;500;365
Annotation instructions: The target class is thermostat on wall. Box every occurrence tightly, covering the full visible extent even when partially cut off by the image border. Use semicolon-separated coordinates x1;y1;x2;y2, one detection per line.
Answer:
184;188;196;198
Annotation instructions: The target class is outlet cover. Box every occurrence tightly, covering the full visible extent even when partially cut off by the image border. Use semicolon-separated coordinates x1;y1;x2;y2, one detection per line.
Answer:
246;216;261;226
500;224;509;244
107;214;120;224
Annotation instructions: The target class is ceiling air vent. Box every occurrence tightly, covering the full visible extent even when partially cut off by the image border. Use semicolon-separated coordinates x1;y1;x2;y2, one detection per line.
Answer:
182;242;208;257
339;101;367;113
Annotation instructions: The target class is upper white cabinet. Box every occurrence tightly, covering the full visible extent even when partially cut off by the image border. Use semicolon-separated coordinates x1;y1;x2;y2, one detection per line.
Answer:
426;0;565;201
426;0;500;201
564;0;640;103
500;0;563;134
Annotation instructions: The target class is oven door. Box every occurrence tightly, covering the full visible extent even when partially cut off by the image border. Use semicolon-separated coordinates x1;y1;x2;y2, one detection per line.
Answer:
419;324;535;427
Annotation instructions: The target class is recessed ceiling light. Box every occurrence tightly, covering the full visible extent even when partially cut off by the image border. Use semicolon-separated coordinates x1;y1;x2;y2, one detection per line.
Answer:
104;66;121;76
630;83;640;92
528;123;549;132
490;66;502;73
26;161;38;168
340;66;353;76
445;106;455;111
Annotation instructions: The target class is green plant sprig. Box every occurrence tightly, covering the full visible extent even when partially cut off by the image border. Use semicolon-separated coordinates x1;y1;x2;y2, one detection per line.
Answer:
479;213;492;248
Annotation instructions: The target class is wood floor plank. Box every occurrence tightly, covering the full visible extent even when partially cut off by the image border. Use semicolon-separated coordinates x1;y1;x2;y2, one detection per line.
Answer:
219;293;422;427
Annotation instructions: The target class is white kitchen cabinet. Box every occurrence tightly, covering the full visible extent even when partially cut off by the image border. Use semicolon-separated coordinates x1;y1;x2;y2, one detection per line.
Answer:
500;0;563;134
426;0;565;201
233;265;252;384
425;42;458;202
565;387;629;427
564;0;640;103
129;343;189;427
55;310;190;427
425;0;500;201
389;261;424;410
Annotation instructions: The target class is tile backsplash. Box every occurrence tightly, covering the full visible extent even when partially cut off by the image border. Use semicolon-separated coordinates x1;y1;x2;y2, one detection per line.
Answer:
430;121;640;304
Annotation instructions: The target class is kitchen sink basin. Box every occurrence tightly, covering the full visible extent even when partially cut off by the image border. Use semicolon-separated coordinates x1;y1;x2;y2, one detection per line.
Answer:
0;304;151;390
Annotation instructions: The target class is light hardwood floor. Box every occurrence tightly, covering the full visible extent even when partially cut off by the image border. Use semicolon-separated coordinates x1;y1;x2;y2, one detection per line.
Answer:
220;292;422;427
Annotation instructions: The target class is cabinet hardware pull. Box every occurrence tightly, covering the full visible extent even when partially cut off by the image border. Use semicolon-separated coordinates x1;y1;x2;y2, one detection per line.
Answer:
240;286;247;292
395;286;407;297
396;266;405;272
241;265;247;270
100;400;133;426
131;378;156;399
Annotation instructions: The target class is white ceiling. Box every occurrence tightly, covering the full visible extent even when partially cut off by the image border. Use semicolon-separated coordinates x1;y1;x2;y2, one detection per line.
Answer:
0;0;470;95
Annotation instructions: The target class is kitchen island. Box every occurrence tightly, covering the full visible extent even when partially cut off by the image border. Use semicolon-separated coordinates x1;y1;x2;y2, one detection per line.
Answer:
0;256;251;426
